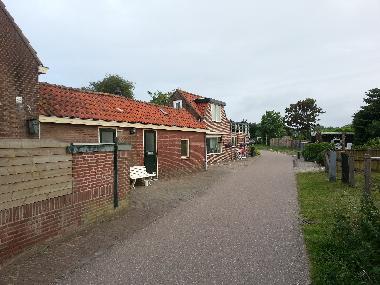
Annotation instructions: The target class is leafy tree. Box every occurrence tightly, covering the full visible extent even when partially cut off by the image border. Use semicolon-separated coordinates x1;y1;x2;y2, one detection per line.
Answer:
84;74;134;99
284;98;324;139
248;122;260;139
352;88;380;145
260;111;286;145
148;90;173;106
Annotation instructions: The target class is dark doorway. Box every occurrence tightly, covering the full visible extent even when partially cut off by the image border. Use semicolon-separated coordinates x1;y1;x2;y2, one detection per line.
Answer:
144;130;157;174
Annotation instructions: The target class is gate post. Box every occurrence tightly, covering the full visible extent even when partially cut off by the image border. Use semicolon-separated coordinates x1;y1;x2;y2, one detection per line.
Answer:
364;154;371;196
348;155;355;187
329;151;337;182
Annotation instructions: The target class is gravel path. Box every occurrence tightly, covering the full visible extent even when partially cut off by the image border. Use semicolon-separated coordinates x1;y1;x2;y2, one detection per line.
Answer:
60;151;310;285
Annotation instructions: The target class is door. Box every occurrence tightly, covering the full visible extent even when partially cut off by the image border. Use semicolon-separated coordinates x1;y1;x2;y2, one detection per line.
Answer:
144;130;157;174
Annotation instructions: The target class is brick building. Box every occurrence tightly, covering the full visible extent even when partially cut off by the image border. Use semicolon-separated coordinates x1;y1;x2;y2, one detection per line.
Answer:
171;90;236;164
38;83;208;178
0;1;47;139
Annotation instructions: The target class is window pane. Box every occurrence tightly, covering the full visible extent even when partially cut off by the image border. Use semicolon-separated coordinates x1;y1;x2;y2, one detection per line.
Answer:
216;105;221;122
145;132;155;152
181;140;188;157
206;137;221;154
100;129;115;143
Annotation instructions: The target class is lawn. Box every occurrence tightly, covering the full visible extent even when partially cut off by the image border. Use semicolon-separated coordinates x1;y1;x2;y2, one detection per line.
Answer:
255;144;298;155
297;171;380;284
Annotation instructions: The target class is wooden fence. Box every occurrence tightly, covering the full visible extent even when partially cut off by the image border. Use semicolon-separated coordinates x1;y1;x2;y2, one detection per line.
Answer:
0;139;72;211
343;149;380;172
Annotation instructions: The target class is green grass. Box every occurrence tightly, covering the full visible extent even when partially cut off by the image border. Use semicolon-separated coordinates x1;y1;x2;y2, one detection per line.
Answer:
255;144;298;155
297;172;380;284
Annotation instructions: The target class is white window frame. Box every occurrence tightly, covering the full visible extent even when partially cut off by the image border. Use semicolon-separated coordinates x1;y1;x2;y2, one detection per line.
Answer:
98;127;117;144
173;100;183;109
211;104;221;122
180;139;190;159
231;136;237;147
206;136;222;155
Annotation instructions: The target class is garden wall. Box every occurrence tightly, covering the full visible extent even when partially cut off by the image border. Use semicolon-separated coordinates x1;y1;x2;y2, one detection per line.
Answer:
0;139;129;265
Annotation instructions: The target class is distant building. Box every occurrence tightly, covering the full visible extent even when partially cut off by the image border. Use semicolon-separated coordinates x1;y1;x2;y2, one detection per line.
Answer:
311;131;355;149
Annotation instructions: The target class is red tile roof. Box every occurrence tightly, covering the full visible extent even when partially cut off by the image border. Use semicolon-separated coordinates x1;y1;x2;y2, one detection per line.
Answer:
38;83;206;129
175;89;208;117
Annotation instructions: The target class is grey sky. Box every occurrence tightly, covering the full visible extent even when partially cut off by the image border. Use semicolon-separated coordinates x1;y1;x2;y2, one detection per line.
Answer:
4;0;380;126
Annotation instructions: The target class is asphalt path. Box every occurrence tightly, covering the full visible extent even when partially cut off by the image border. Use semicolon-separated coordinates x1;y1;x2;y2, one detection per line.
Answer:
60;151;310;285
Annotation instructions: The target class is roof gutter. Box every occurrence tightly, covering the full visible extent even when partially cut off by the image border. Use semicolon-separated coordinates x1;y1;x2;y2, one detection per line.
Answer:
39;115;208;133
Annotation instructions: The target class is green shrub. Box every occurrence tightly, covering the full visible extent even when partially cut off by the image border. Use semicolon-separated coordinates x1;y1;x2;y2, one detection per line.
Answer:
249;145;260;156
316;196;380;284
302;142;334;164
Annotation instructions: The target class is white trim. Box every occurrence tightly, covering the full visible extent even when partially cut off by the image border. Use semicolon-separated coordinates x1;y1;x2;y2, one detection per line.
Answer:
173;100;183;109
180;139;190;159
39;115;208;133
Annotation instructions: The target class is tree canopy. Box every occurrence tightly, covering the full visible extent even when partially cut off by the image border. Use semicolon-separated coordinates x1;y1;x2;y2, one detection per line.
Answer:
260;111;286;144
148;90;173;106
284;98;324;139
352;88;380;145
84;74;135;99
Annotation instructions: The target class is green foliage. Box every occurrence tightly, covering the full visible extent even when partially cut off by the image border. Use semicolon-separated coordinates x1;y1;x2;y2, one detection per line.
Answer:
302;142;333;164
260;111;286;144
316;197;380;284
284;98;325;139
248;145;260;156
354;138;380;150
148;90;173;106
353;88;380;145
84;74;134;99
297;172;380;285
318;124;354;133
248;122;260;140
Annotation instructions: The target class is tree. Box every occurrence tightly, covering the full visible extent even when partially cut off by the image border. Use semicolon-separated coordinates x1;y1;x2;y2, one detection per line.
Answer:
260;111;286;145
84;74;134;99
148;90;173;106
284;98;324;139
352;88;380;145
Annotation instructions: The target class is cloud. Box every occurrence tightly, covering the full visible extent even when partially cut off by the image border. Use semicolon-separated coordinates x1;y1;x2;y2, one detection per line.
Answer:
4;0;380;126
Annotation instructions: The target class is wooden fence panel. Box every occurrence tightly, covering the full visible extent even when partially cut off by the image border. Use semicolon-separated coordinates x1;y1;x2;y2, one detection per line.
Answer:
0;139;72;211
346;149;380;172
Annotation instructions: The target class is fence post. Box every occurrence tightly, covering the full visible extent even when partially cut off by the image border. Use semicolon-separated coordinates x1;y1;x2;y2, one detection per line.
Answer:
348;155;355;187
364;154;371;196
329;151;337;182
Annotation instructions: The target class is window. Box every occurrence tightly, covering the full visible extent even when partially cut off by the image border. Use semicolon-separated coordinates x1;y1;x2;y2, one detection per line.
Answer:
173;100;182;109
211;104;221;122
231;136;237;147
99;128;116;143
181;139;189;158
206;137;222;154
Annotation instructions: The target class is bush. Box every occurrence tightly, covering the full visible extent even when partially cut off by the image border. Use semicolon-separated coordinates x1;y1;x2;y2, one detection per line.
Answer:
302;142;334;164
316;197;380;284
249;145;260;156
354;137;380;150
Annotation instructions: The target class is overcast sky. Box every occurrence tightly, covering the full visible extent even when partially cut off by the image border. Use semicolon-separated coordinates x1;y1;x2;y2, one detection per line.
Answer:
4;0;380;126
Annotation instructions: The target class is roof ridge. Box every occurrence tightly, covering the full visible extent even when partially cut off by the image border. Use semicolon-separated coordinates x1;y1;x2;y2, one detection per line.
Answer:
39;82;188;112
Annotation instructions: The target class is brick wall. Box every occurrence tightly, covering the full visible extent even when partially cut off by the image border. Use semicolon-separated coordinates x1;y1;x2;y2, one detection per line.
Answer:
40;123;99;143
40;123;206;178
0;150;129;265
0;4;40;139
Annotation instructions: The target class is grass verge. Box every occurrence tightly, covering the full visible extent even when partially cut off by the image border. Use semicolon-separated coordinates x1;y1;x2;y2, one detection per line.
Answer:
297;172;380;284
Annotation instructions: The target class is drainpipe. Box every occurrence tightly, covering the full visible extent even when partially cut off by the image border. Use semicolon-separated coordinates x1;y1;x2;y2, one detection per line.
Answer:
205;134;208;171
113;139;119;208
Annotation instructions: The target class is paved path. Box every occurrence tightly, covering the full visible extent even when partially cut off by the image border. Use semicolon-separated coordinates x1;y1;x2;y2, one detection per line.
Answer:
61;151;310;284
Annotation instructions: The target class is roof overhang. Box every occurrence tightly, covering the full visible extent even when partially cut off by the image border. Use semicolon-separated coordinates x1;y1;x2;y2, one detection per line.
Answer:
194;98;226;106
39;115;208;133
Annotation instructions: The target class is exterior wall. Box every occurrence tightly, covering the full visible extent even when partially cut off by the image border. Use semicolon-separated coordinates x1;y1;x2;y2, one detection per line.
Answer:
40;123;206;178
40;123;99;143
0;150;128;265
118;128;206;178
0;5;40;139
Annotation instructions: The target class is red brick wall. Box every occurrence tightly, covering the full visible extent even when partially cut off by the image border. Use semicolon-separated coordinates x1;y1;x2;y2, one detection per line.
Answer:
0;150;129;265
40;123;99;143
40;123;206;178
0;4;40;139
